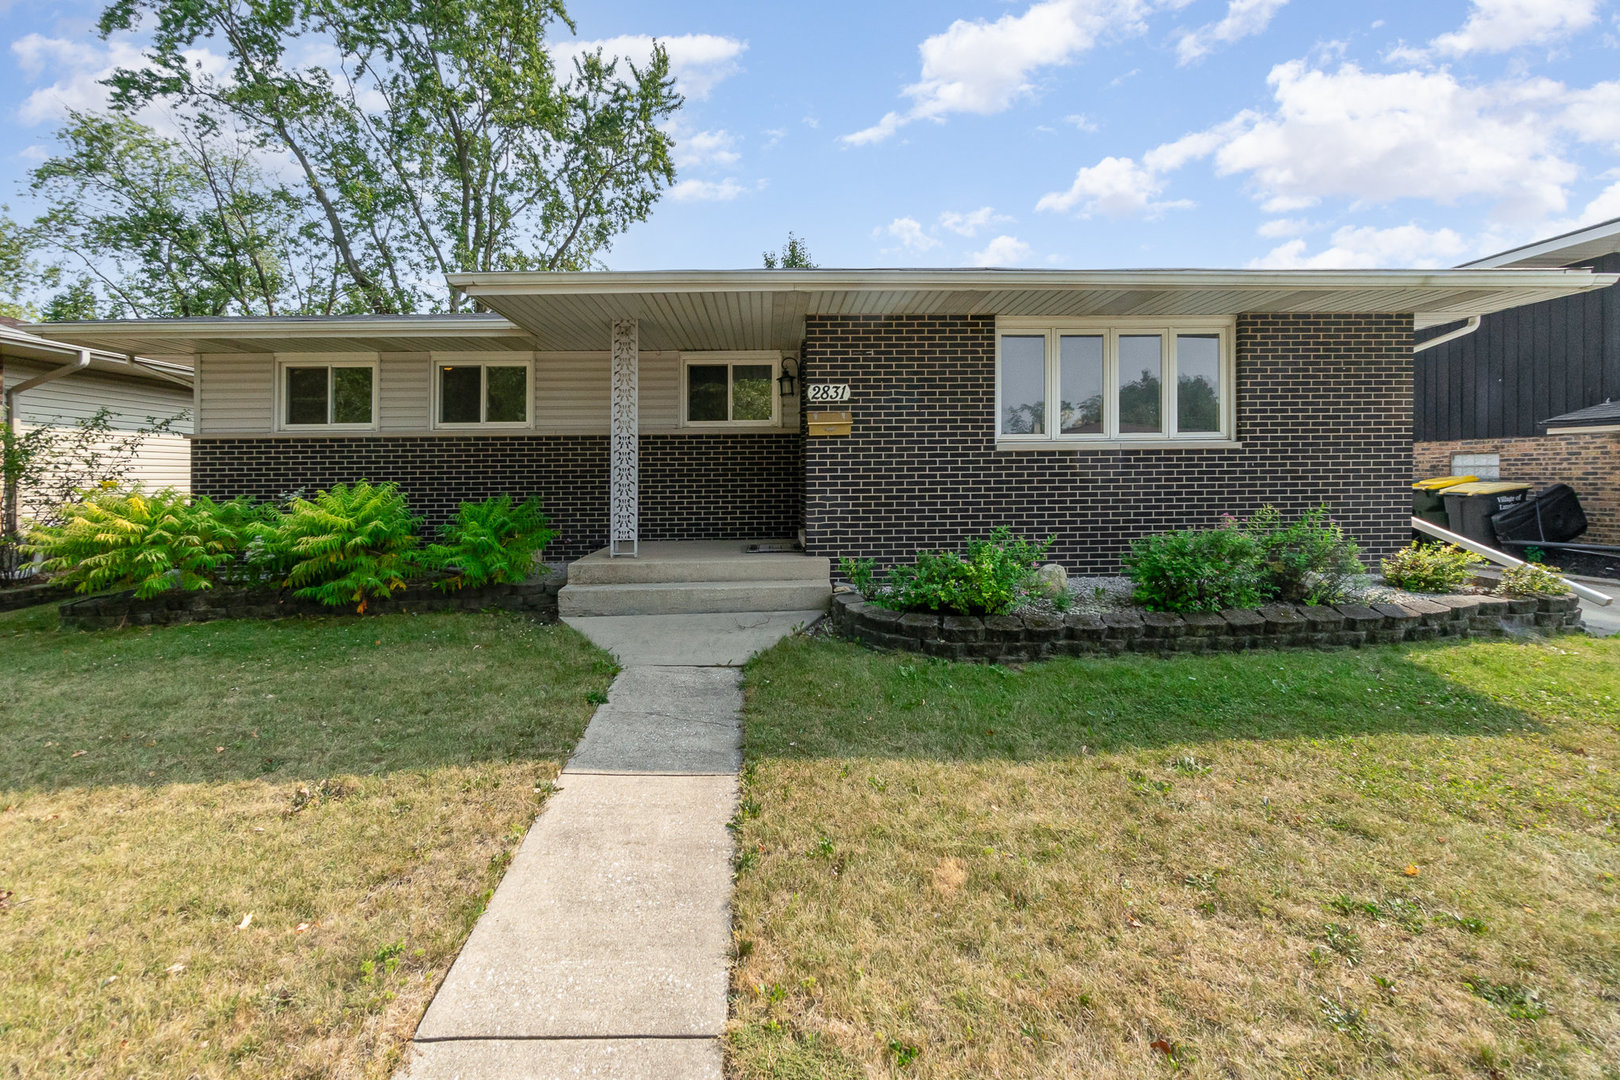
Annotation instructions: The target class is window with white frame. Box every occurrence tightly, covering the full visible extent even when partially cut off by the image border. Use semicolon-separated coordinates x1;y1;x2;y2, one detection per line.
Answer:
435;360;531;427
279;359;376;428
681;353;781;427
996;321;1234;444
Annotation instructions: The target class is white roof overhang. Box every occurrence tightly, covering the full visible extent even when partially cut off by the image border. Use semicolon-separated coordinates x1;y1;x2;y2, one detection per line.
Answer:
1461;217;1620;269
0;323;193;386
25;267;1617;356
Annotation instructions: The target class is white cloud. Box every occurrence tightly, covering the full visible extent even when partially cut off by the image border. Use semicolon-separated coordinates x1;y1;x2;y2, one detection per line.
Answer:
1250;224;1470;268
671;127;740;170
938;206;1013;236
1433;0;1600;56
1035;154;1195;218
668;177;746;202
1256;217;1312;238
1049;62;1587;226
842;0;1154;145
971;235;1035;266
558;33;746;100
1175;0;1290;65
875;216;941;253
1064;113;1100;132
1560;80;1620;149
12;34;153;125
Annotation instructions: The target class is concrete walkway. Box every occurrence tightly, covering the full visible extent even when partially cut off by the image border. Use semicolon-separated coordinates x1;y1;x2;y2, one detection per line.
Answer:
397;613;814;1080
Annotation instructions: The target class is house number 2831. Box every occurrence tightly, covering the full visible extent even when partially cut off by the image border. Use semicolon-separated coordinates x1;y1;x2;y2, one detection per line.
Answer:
805;383;851;403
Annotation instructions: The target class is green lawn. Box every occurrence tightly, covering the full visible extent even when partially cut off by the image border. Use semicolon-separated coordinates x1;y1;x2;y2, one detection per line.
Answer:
0;604;615;1079
728;635;1620;1079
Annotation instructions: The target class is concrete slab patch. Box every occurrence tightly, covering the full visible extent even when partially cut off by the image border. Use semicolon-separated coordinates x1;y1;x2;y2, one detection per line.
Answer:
398;1035;721;1080
563;610;822;666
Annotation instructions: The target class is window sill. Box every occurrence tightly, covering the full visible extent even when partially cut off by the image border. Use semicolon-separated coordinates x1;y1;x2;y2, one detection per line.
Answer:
995;438;1243;452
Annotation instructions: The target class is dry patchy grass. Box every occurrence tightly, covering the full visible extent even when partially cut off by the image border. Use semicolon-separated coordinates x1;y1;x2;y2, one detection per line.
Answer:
0;605;614;1079
728;636;1620;1079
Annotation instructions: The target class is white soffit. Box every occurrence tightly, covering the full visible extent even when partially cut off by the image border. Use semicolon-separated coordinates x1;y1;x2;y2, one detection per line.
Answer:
25;267;1615;355
1461;216;1620;269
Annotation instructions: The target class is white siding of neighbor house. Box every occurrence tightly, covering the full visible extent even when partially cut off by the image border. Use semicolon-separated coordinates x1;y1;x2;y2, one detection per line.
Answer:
191;349;797;436
6;359;194;513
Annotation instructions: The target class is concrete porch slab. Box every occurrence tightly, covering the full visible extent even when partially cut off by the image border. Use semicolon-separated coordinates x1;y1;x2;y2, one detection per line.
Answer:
563;610;823;666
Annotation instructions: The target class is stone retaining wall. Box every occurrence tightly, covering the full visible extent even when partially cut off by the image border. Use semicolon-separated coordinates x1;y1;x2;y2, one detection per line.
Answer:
831;591;1584;663
59;569;566;630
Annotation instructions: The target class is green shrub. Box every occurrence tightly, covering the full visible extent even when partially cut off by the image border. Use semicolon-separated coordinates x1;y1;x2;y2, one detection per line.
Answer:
1380;542;1485;593
256;481;421;611
1494;561;1570;598
1242;504;1365;605
838;556;877;595
1121;524;1266;613
27;488;255;598
877;528;1052;616
422;495;555;590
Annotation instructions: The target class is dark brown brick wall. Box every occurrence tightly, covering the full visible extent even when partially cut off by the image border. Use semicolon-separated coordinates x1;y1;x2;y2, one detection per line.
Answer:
190;432;803;559
802;313;1414;573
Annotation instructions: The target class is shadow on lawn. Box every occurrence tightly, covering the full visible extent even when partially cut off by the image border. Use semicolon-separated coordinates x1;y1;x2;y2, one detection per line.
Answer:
0;604;617;795
741;634;1561;761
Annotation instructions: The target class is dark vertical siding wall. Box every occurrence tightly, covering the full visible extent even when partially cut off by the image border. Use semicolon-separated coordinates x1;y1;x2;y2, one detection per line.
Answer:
1415;253;1620;440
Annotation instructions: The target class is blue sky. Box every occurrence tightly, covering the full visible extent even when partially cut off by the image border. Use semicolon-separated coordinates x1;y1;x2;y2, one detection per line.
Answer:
5;0;1620;271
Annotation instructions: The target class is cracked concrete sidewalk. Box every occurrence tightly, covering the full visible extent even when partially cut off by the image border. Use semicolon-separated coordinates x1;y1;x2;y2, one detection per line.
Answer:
395;613;816;1079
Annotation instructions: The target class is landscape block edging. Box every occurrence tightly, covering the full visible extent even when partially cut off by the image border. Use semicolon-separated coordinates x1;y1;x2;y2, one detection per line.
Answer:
831;591;1584;662
58;569;567;630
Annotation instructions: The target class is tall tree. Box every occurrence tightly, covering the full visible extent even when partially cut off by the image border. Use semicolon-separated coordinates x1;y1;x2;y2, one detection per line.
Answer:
763;231;816;269
0;212;38;320
31;113;323;318
97;0;681;313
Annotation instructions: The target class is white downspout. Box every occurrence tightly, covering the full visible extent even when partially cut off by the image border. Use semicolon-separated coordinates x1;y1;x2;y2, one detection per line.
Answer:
4;346;92;537
1413;315;1481;353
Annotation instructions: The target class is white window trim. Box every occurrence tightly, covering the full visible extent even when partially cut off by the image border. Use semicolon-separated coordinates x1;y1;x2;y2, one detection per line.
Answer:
994;317;1238;450
431;355;535;430
275;354;379;432
679;351;783;428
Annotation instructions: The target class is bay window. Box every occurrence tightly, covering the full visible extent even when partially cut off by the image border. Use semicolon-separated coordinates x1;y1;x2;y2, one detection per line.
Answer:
996;320;1234;446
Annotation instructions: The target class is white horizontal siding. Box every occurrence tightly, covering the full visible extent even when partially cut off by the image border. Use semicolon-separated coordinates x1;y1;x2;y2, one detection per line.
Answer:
197;353;273;433
187;348;794;435
379;352;431;432
7;360;192;432
14;428;191;520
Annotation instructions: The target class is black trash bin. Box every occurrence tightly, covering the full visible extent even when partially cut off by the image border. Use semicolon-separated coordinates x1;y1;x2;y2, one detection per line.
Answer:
1491;483;1587;544
1441;482;1532;547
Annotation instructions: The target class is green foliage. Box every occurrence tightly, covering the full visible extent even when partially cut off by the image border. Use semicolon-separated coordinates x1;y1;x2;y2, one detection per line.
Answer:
837;556;877;595
25;489;256;598
256;482;421;611
878;528;1053;616
763;231;816;269
422;495;555;591
92;0;682;314
0;209;38;320
1121;524;1266;613
1494;561;1570;598
1242;504;1365;604
1380;542;1486;592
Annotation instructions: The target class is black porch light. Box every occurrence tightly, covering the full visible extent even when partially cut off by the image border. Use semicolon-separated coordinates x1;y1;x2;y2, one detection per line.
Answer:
777;356;799;397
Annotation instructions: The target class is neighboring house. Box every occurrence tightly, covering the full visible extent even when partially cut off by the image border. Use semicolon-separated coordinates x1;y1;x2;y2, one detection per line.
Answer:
34;267;1611;574
1414;218;1620;543
0;322;193;527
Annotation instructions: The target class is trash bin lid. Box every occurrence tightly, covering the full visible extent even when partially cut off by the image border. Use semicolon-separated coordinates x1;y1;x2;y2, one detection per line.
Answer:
1413;475;1477;490
1445;481;1532;495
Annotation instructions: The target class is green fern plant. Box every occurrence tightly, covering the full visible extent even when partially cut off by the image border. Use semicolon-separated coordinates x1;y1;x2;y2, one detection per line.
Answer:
26;488;252;598
257;482;421;612
422;495;555;590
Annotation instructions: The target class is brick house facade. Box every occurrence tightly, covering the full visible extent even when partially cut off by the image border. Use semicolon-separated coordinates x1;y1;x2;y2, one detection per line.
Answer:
1414;433;1620;544
802;313;1414;572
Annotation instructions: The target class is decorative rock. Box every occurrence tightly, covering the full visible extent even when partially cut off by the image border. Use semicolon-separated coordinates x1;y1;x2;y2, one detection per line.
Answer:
1030;563;1069;599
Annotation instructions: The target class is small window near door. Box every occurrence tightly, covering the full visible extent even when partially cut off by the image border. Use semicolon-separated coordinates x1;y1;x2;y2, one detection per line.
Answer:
436;362;530;426
1451;452;1500;480
682;355;781;426
282;363;375;427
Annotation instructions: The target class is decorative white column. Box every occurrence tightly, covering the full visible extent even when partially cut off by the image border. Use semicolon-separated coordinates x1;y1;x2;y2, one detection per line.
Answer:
609;318;639;557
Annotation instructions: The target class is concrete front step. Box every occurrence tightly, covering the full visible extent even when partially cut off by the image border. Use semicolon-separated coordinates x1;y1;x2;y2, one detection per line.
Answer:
567;541;829;586
558;579;833;617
